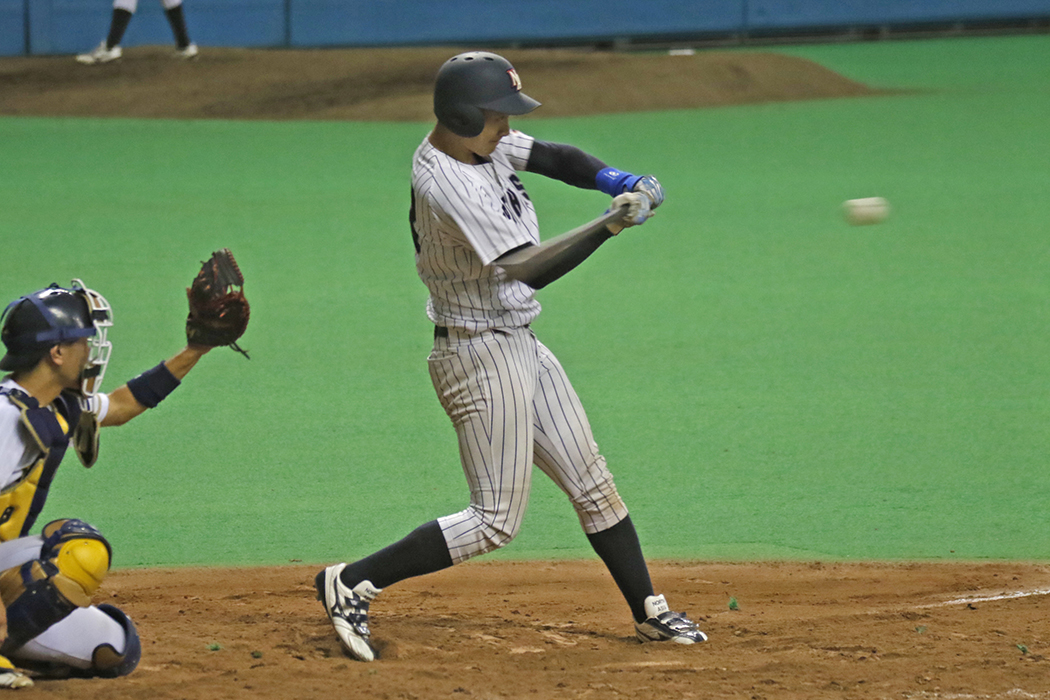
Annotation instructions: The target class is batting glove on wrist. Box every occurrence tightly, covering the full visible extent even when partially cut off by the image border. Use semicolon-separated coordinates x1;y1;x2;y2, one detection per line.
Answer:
632;175;665;209
606;192;652;234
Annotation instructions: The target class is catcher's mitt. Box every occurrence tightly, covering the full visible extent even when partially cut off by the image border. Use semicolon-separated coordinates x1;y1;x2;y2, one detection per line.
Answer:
186;248;250;358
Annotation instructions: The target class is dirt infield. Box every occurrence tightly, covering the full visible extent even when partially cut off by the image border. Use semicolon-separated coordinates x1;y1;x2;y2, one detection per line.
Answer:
19;560;1050;699
0;45;883;120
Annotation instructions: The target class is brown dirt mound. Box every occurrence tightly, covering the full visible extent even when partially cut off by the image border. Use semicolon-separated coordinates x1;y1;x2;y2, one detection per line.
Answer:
0;46;881;121
24;560;1050;699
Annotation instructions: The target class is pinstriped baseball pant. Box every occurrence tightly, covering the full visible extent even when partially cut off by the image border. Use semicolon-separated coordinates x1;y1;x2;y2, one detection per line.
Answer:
429;326;629;564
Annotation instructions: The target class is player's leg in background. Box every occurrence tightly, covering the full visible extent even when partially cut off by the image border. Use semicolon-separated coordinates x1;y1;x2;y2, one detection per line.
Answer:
106;0;135;50
104;0;135;48
161;0;198;57
75;0;135;64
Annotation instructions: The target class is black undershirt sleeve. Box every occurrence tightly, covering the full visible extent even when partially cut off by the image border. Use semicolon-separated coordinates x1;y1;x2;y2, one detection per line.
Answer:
525;140;606;189
498;141;616;289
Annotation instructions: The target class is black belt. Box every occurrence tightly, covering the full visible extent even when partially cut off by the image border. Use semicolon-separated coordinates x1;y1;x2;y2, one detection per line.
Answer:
436;325;528;338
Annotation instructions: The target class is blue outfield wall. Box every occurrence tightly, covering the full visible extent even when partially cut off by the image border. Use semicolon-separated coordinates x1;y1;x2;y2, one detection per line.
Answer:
290;0;743;48
0;0;26;55
748;0;1050;30
3;0;1050;56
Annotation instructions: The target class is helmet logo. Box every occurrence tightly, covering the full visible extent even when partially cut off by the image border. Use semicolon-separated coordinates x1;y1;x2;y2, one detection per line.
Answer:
507;68;522;92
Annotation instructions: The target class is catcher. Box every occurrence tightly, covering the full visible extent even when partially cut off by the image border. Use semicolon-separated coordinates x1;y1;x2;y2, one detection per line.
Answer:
0;249;248;687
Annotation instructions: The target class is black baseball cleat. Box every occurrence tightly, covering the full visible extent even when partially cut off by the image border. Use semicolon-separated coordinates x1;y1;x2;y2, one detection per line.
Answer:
315;564;382;661
634;594;708;644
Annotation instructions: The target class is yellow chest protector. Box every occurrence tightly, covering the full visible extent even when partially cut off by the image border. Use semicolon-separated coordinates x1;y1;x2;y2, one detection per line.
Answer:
0;389;81;541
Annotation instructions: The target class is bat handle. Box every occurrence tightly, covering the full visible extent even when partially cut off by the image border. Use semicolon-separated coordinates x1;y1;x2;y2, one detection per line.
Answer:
603;203;630;234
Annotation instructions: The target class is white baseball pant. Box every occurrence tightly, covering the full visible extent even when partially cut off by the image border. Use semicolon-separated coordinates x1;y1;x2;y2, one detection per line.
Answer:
429;326;629;563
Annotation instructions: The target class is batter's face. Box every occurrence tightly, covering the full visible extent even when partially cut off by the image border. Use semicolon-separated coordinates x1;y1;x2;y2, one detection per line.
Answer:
466;110;511;158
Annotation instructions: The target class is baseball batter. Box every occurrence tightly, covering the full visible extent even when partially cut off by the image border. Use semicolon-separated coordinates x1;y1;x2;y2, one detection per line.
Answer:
317;51;706;662
0;259;248;685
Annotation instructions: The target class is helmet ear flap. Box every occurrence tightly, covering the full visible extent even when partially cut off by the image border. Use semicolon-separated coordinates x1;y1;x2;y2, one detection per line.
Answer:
436;102;485;138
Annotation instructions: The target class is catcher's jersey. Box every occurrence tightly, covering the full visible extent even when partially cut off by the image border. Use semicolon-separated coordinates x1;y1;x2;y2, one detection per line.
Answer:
0;378;108;487
410;130;541;332
0;379;110;540
0;378;56;489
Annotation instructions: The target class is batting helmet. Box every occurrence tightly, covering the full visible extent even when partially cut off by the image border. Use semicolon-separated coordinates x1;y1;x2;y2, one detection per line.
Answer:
0;281;113;397
433;51;541;138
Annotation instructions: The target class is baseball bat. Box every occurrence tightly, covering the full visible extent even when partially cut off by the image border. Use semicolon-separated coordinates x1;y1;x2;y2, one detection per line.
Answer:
501;203;629;267
570;203;629;238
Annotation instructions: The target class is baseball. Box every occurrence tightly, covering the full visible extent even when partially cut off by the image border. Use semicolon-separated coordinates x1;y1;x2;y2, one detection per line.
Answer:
843;197;890;225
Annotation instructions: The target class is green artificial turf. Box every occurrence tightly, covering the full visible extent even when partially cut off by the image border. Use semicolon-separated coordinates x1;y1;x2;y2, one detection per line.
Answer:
1;35;1046;567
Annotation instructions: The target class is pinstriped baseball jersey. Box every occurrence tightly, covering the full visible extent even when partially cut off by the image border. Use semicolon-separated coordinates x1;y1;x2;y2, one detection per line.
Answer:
411;130;541;333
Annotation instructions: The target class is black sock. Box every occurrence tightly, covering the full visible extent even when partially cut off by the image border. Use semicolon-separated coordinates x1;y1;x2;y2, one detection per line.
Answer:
164;5;192;49
338;520;454;590
586;516;655;623
106;9;132;49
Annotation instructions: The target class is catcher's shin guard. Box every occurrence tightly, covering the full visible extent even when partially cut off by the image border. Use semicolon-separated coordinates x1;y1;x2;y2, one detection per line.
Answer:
0;519;112;652
90;604;142;678
10;604;141;679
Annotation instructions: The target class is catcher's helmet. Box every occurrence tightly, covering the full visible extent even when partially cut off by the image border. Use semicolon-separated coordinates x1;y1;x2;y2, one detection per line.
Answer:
0;281;112;397
433;51;541;138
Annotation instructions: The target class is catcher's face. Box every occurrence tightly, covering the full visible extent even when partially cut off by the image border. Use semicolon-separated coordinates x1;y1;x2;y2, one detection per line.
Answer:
54;338;91;391
466;110;511;158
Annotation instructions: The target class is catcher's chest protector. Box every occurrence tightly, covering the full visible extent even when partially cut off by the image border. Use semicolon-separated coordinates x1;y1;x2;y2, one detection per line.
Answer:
0;389;79;541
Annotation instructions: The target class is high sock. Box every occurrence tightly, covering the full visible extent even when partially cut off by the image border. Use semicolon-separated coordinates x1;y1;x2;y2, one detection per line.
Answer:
106;9;133;49
339;520;454;590
586;516;655;623
164;5;192;49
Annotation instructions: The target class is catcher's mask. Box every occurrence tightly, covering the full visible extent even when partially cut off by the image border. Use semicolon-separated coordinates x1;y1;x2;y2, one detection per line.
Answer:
0;280;113;398
433;51;541;138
